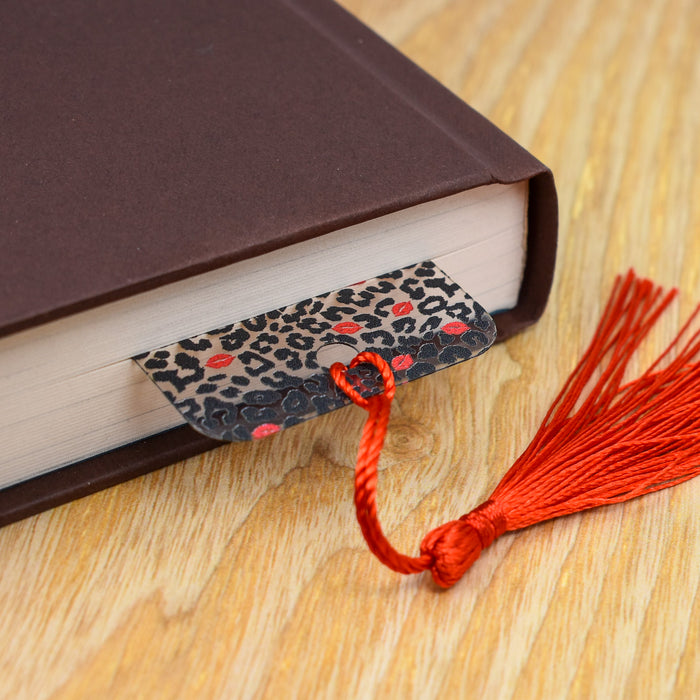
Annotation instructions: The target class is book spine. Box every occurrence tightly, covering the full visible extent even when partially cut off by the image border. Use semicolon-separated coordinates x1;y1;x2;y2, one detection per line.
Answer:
497;170;558;341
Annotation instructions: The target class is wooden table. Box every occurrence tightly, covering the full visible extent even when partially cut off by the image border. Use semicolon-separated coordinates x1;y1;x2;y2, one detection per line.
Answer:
2;1;699;697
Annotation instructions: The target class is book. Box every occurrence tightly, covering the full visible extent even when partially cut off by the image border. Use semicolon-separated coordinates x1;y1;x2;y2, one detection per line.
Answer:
0;0;557;526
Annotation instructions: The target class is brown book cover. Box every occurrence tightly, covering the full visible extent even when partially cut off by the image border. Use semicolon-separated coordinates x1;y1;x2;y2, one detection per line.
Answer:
0;0;557;526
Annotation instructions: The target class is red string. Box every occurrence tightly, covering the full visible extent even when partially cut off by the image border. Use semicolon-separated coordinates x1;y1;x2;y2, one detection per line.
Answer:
330;352;432;574
330;272;700;588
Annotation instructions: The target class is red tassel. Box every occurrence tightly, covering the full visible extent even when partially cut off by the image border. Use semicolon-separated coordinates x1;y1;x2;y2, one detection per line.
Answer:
330;271;700;588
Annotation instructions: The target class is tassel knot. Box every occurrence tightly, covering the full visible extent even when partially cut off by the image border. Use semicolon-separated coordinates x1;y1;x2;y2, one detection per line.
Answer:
461;499;508;548
420;500;507;587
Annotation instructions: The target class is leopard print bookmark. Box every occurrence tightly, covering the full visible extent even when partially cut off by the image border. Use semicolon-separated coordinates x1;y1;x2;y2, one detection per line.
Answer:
134;261;496;441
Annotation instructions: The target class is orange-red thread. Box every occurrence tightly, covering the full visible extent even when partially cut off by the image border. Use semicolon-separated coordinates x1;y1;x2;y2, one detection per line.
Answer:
331;272;700;588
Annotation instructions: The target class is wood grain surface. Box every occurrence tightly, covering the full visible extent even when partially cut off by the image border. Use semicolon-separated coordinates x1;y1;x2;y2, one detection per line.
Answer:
2;1;699;697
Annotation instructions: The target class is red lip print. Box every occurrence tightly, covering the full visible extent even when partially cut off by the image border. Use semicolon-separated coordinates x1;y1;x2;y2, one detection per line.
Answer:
441;321;470;335
392;301;413;316
333;322;361;334
391;354;413;371
205;353;236;368
251;423;281;439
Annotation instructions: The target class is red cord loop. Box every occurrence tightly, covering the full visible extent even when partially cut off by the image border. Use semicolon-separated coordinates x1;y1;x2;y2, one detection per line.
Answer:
329;363;369;409
330;352;509;588
330;351;396;408
331;352;433;576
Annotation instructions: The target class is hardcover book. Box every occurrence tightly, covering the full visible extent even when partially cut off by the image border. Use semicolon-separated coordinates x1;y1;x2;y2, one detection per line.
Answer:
0;0;557;525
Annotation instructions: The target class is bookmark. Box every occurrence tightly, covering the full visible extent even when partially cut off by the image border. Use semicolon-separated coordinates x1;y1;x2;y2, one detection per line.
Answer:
134;261;496;441
138;268;700;590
